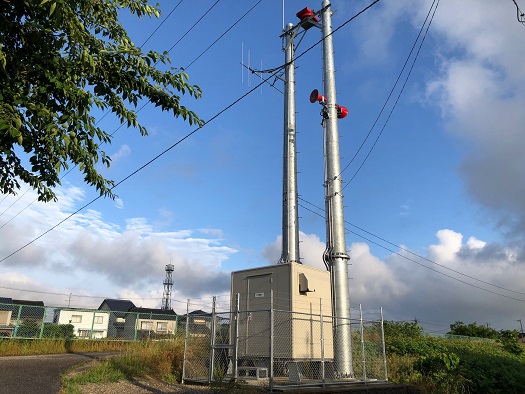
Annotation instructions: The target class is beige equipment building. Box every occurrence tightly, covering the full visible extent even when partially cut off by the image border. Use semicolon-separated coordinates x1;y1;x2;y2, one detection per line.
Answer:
230;262;333;361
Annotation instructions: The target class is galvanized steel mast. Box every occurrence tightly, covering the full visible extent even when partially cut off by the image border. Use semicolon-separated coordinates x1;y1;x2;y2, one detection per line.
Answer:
321;0;354;377
280;22;301;264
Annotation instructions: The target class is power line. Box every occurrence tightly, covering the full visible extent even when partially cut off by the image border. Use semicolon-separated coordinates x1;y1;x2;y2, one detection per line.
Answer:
512;0;525;26
141;0;185;47
167;0;221;54
0;0;221;224
339;0;438;180
298;198;525;303
0;1;381;263
185;0;264;70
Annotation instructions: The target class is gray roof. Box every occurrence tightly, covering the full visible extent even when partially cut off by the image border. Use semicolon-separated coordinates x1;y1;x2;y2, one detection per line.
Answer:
98;299;136;312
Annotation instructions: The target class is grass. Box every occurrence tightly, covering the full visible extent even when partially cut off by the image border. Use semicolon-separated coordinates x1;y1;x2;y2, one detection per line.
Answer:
0;338;144;356
5;329;525;393
60;339;186;393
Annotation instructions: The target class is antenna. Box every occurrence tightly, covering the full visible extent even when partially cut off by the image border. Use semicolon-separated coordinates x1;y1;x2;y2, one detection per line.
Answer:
161;263;174;310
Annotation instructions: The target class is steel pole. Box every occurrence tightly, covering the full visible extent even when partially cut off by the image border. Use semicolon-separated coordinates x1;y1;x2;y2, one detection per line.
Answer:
280;22;301;264
321;0;354;376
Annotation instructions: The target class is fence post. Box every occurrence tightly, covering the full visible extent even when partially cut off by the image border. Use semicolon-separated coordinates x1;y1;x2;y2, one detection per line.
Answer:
233;293;240;380
380;307;388;382
208;296;217;383
359;304;367;382
91;310;96;339
13;305;21;338
320;298;325;384
269;289;274;392
38;306;46;339
133;311;139;341
182;299;190;384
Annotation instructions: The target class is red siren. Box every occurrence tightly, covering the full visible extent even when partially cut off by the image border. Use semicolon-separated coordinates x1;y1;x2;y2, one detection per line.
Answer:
310;89;348;119
296;7;319;30
309;89;326;104
337;105;349;119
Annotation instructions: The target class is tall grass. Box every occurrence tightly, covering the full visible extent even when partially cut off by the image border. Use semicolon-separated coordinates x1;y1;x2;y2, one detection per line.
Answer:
0;338;144;356
61;338;186;393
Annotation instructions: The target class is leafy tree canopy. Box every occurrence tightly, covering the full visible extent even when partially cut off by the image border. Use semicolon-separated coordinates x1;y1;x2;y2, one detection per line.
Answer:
383;320;423;338
0;0;202;201
448;321;500;339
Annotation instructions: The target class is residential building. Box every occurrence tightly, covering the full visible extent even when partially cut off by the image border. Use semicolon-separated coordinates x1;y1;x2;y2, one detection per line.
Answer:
53;308;110;339
98;299;178;339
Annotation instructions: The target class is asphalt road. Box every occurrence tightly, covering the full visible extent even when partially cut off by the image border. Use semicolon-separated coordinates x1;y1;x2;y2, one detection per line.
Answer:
0;352;114;394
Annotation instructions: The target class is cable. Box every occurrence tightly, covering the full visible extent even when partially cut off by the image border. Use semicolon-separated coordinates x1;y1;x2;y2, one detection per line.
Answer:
512;0;525;25
0;0;214;221
0;1;380;267
339;0;437;178
298;199;525;303
166;0;221;54
344;0;440;187
141;0;185;47
350;0;439;186
185;0;263;70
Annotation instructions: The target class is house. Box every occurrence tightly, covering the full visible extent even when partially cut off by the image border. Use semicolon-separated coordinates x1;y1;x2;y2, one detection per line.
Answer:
98;299;178;339
126;307;178;340
0;298;45;337
98;299;136;339
53;308;110;339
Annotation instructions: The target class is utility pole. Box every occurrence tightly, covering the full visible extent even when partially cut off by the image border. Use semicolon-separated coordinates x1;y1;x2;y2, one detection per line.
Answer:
320;0;354;377
65;293;73;308
280;22;301;264
518;319;523;334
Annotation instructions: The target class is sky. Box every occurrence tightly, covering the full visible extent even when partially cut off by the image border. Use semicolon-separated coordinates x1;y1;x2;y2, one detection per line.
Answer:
1;0;525;334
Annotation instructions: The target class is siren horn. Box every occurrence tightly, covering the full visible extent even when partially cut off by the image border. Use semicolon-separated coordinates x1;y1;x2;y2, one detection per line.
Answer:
337;105;349;119
309;89;326;104
310;89;349;119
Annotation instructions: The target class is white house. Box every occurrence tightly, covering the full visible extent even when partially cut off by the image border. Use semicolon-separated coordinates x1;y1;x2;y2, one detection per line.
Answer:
53;309;110;339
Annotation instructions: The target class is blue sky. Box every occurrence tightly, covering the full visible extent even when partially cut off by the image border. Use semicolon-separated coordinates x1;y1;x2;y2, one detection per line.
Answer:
1;0;525;334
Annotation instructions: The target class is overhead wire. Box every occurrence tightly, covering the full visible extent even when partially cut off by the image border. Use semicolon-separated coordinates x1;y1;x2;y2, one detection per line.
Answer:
184;0;264;70
0;1;381;264
339;0;438;179
0;0;252;228
347;0;440;187
141;0;185;47
0;0;185;222
298;198;525;303
512;0;525;25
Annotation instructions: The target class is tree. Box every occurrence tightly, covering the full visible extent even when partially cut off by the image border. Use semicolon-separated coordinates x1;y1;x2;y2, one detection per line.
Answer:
448;321;499;339
0;0;202;202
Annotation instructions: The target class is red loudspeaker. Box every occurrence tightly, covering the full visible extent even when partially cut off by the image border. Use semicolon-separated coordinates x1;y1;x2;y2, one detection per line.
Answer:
337;105;349;119
309;89;326;104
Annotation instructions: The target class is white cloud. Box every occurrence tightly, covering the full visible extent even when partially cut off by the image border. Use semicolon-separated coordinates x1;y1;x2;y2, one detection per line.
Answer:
427;229;463;264
0;185;236;309
111;144;131;162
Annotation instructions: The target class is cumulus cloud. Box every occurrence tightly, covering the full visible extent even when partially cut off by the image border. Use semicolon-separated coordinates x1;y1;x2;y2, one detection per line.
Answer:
0;185;236;309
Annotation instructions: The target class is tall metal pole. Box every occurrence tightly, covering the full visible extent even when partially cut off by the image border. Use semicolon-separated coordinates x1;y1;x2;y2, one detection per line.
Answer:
280;22;301;264
321;0;354;376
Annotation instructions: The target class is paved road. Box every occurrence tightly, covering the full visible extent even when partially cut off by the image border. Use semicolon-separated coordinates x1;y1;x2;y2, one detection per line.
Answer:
0;352;114;394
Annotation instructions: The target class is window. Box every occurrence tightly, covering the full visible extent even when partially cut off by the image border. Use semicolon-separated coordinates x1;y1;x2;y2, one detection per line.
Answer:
94;316;103;324
157;322;168;332
71;315;82;323
141;321;153;330
78;330;90;337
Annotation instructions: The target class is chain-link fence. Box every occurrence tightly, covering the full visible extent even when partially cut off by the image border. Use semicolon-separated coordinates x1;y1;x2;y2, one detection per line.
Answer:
0;302;180;341
1;298;387;389
182;298;387;390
